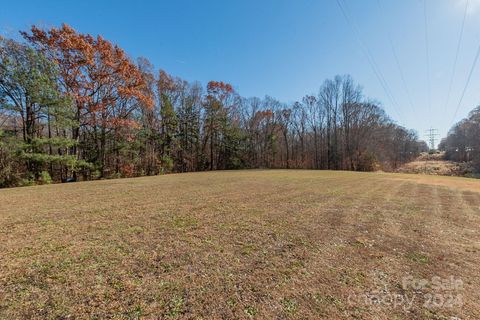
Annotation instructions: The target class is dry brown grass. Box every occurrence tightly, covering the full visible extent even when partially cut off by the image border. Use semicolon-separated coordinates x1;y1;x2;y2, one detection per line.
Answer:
396;160;460;176
395;152;468;177
0;170;479;319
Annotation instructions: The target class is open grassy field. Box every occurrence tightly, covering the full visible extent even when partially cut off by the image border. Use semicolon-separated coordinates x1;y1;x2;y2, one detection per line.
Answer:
1;170;479;319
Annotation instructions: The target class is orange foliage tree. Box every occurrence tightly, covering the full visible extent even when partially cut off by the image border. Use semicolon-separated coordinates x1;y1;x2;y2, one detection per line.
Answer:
22;24;153;177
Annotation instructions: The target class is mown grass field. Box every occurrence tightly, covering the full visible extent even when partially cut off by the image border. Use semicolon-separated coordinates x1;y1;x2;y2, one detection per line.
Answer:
0;170;479;319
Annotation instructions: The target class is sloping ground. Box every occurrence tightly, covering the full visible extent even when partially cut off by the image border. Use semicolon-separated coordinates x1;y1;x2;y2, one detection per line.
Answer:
0;170;479;319
396;152;470;176
396;159;462;176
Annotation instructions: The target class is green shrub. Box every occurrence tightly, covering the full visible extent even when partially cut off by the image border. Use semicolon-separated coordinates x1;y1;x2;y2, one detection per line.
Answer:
0;154;19;187
19;178;36;187
161;155;174;173
38;171;52;185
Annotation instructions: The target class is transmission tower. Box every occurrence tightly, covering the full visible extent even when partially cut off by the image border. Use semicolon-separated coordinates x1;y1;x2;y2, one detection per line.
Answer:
425;128;439;150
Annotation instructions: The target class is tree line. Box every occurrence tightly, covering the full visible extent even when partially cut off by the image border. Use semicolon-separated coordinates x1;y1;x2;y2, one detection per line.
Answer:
0;24;426;187
440;106;480;174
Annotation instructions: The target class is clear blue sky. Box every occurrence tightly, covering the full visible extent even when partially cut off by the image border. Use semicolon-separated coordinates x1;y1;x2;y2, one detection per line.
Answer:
2;0;480;143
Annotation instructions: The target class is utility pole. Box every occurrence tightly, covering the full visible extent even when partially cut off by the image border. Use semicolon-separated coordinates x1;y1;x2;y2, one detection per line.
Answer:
425;128;439;151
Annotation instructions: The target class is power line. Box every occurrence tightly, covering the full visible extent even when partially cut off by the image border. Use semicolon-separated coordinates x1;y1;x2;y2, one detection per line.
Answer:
444;0;469;115
377;0;415;114
451;42;480;126
389;41;415;114
339;0;404;123
336;0;405;124
423;0;432;119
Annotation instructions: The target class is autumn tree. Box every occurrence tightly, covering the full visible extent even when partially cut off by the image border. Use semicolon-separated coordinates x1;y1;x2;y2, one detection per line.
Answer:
203;81;236;170
176;82;203;172
136;57;159;175
0;24;426;187
23;24;153;178
156;70;180;172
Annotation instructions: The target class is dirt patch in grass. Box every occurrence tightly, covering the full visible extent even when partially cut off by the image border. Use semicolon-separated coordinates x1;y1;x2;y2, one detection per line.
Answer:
0;170;479;319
